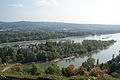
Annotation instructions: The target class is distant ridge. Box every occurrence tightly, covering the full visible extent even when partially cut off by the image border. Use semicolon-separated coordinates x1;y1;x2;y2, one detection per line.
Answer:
0;21;120;31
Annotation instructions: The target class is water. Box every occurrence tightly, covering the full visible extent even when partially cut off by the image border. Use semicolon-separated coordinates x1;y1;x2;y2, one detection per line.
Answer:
57;33;120;68
0;33;120;69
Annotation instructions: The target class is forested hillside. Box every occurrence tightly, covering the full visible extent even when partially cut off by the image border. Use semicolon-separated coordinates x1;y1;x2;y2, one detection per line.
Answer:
0;21;120;43
1;21;120;31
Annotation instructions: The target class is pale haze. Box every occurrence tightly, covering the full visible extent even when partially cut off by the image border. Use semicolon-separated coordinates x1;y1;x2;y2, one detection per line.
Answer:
0;0;120;24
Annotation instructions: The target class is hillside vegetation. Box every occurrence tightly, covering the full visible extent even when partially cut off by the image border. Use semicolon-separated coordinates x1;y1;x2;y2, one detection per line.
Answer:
0;54;120;80
1;21;120;31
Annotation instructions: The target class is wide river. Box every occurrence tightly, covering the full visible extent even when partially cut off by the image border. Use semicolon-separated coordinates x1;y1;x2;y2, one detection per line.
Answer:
0;33;120;69
56;33;120;68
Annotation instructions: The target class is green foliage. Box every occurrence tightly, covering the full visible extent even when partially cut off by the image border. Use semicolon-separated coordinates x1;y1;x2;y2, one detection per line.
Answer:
5;56;11;63
96;59;99;66
78;66;86;75
82;40;115;52
0;46;16;63
82;57;95;71
100;54;120;78
45;64;61;75
1;54;120;80
62;65;77;77
111;72;120;78
0;31;93;43
0;57;2;64
30;62;38;75
0;40;115;64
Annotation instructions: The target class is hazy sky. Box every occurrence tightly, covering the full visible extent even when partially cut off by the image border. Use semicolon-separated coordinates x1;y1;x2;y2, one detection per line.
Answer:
0;0;120;24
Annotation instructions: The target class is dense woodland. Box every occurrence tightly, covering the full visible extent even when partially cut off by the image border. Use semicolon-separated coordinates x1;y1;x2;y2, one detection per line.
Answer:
0;30;120;43
0;31;93;43
0;40;115;64
1;21;120;43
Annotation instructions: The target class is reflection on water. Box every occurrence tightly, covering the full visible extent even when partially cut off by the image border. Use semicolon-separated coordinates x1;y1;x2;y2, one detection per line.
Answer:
57;33;120;68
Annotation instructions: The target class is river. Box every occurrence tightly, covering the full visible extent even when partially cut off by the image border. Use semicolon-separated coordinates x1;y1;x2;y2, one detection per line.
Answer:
0;33;120;69
56;33;120;68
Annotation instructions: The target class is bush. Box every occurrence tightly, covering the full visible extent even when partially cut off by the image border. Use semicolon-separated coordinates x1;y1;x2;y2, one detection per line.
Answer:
62;65;77;77
30;62;39;75
45;64;61;75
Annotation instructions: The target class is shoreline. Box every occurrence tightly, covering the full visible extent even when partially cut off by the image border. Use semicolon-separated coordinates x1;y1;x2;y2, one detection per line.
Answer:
50;41;116;63
51;56;75;63
0;32;119;46
1;41;116;72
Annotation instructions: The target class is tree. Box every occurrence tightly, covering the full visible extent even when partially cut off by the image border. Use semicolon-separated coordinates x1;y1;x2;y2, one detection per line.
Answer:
30;62;38;75
78;66;85;75
5;56;11;63
37;51;47;61
109;62;119;74
62;65;77;77
16;48;25;63
9;47;17;62
45;64;61;75
25;52;37;63
82;57;95;71
96;59;99;66
88;67;108;77
112;54;115;59
0;57;2;64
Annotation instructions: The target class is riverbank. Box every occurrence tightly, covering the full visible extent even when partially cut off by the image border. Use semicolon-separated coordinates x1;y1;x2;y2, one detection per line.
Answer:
0;33;118;72
2;39;116;69
0;32;119;48
52;56;75;63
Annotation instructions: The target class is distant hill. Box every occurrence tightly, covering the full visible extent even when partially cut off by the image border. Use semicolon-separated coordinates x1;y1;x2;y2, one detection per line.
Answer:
0;21;120;31
0;22;5;25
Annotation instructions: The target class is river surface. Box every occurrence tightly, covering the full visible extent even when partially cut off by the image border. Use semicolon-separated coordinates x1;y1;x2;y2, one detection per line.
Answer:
0;33;120;69
56;33;120;68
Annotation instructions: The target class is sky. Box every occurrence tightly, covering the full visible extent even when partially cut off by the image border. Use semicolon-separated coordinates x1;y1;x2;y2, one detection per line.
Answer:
0;0;120;24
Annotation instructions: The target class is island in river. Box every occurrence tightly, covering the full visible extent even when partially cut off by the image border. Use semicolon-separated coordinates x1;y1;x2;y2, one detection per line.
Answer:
0;33;120;80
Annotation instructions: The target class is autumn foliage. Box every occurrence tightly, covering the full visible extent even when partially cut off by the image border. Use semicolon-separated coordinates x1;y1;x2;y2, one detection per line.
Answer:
62;65;77;77
85;67;108;77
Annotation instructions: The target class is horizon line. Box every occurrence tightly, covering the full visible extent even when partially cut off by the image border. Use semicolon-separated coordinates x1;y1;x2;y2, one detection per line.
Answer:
1;20;120;25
